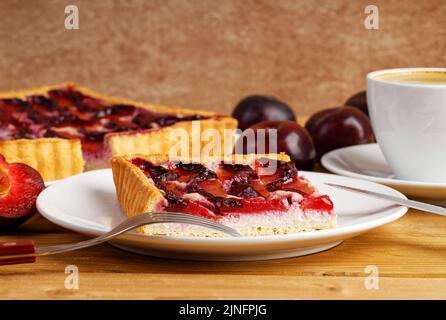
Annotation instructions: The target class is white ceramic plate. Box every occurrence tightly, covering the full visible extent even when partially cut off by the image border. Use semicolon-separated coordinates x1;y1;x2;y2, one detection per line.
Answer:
44;180;58;187
36;169;408;261
321;143;446;204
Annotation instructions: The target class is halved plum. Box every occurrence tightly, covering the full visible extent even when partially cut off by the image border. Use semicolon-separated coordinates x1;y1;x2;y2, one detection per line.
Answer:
0;155;45;229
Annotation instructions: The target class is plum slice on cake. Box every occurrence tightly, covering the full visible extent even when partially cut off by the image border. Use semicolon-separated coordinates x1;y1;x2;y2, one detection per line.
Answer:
111;153;336;237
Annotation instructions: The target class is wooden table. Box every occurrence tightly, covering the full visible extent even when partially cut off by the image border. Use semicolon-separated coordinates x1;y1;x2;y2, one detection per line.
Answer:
1;208;445;299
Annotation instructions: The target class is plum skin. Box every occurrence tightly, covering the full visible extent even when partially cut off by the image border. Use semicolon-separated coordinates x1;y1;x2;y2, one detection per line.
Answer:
234;120;316;171
344;90;368;116
232;95;296;131
305;106;374;159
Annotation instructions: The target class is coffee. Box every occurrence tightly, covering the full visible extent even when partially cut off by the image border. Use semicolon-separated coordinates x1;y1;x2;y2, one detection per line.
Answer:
376;71;446;84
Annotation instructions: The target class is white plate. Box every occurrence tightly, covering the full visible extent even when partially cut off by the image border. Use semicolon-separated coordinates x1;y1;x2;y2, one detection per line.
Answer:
36;169;408;261
321;143;446;204
44;180;58;187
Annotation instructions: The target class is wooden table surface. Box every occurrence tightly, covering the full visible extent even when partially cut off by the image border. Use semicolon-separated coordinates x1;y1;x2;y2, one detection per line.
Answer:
1;208;446;299
1;113;446;299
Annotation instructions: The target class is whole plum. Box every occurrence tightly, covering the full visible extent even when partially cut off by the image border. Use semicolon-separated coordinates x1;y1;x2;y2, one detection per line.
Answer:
232;95;296;131
344;90;368;116
234;120;316;170
305;106;374;159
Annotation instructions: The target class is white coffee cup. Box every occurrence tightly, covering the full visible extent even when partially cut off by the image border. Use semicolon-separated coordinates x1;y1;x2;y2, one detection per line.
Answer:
367;68;446;183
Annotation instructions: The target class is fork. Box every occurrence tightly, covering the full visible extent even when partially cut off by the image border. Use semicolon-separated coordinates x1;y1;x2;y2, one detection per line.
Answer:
0;212;241;265
325;183;446;216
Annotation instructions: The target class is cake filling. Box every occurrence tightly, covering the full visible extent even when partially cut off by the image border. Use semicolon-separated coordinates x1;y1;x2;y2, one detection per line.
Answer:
0;86;210;160
129;157;334;220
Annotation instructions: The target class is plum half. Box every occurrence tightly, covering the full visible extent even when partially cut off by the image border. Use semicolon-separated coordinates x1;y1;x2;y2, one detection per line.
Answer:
0;155;45;230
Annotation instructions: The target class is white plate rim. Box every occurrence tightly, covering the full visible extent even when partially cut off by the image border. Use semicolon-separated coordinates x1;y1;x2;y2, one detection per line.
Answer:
37;169;408;245
321;143;446;189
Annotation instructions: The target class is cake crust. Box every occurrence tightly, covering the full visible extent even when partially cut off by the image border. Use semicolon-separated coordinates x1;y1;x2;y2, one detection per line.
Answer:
0;138;84;181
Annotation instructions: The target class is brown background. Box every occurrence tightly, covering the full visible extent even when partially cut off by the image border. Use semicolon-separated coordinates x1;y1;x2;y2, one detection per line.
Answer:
0;0;445;116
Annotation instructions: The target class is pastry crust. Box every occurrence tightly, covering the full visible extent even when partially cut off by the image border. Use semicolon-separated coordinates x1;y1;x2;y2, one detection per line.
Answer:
111;153;291;221
0;83;237;180
0;138;84;181
111;153;166;220
107;118;238;158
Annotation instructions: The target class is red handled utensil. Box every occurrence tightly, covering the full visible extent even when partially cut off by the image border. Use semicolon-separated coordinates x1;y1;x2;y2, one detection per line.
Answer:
0;240;36;265
0;212;241;266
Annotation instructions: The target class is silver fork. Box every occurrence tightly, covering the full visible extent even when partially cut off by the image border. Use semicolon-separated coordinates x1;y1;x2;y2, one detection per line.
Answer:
0;212;241;265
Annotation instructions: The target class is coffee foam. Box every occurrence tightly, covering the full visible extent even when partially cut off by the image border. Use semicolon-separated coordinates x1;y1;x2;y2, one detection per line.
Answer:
376;71;446;84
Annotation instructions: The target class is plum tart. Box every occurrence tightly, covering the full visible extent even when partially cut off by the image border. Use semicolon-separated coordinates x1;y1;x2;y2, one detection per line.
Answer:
0;84;237;181
111;153;336;237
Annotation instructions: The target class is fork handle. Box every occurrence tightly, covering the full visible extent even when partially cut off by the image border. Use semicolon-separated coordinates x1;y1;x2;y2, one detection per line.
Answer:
0;240;36;265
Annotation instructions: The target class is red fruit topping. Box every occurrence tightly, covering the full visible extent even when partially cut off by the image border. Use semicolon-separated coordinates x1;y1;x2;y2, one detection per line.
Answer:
129;157;334;219
228;181;261;198
0;87;209;145
195;179;226;198
216;198;288;215
216;163;258;185
300;195;334;212
167;200;218;220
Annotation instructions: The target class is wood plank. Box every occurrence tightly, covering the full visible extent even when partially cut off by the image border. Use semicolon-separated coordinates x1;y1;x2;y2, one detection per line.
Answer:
2;274;446;299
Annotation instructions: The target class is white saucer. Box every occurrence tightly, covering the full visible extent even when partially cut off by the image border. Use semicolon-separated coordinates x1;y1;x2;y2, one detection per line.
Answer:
36;169;407;261
321;143;446;204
